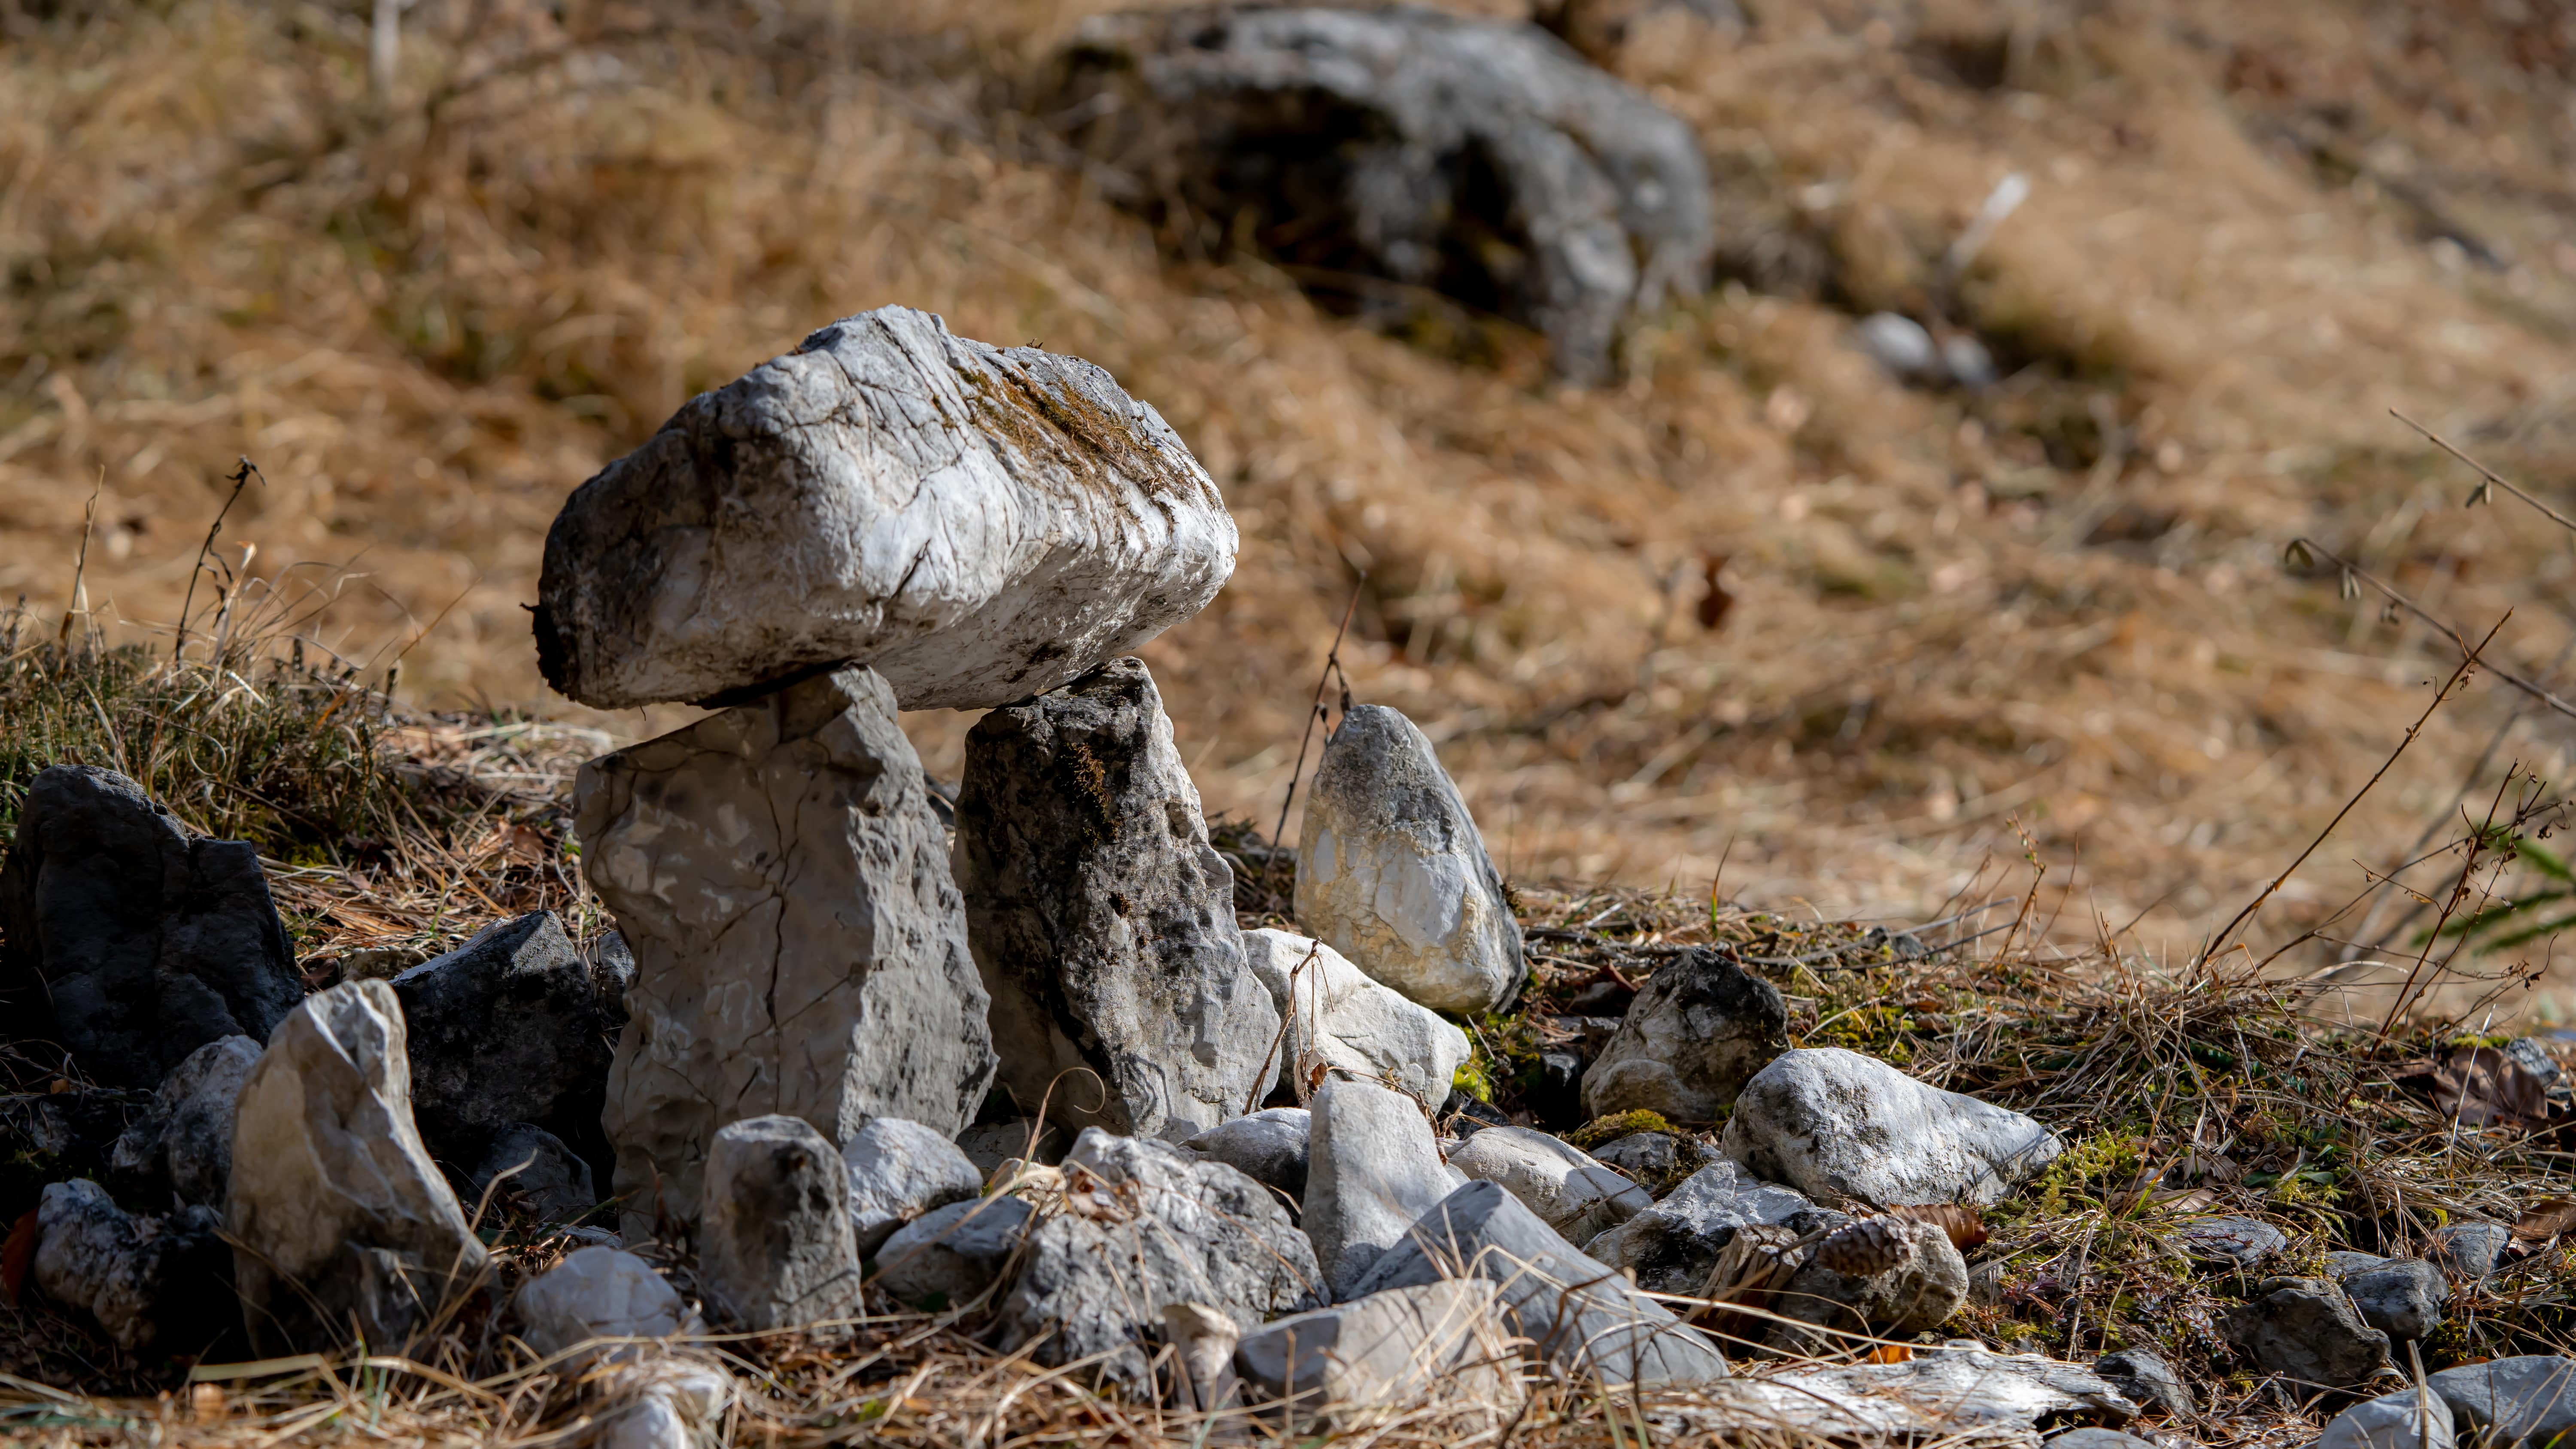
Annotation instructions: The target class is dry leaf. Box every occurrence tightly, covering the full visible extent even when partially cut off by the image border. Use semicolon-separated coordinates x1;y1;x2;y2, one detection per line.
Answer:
2430;1045;2553;1128
0;1210;36;1306
1864;1344;1915;1364
2511;1197;2576;1244
1887;1203;1990;1252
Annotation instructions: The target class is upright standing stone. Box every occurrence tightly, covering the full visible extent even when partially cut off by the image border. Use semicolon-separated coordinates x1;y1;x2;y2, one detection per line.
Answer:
698;1116;865;1332
534;305;1237;711
955;657;1279;1141
227;981;488;1354
1294;706;1525;1015
579;666;996;1236
0;764;303;1088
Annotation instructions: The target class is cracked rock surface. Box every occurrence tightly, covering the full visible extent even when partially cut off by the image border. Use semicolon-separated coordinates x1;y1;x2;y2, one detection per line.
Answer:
535;305;1236;711
580;665;996;1236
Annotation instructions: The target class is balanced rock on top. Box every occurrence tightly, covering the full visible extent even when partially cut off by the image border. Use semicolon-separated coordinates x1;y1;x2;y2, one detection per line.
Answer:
534;305;1236;711
1294;705;1525;1015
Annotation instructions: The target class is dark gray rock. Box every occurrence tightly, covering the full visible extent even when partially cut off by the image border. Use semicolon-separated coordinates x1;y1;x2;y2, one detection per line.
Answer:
1587;1131;1715;1195
1350;1179;1729;1386
1182;1108;1310;1205
871;1195;1035;1309
1292;705;1525;1015
1722;1048;2061;1207
588;930;636;1025
2093;1346;2190;1419
1061;6;1713;383
2427;1354;2576;1447
579;665;998;1236
0;765;303;1088
32;1179;234;1352
2336;1256;2447;1341
468;1123;598;1224
2505;1037;2567;1098
842;1117;984;1257
2222;1277;2391;1389
1582;1158;1838;1295
2434;1221;2514;1281
534;305;1234;712
699;1115;864;1333
993;1128;1322;1391
2322;1387;2455;1449
2174;1215;2289;1269
956;658;1279;1142
391;911;613;1176
108;1035;258;1209
1582;949;1787;1122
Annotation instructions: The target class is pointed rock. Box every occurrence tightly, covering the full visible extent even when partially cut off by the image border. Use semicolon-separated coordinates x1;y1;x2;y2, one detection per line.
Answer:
579;665;996;1235
392;911;614;1175
698;1115;865;1332
1294;706;1525;1015
956;657;1279;1141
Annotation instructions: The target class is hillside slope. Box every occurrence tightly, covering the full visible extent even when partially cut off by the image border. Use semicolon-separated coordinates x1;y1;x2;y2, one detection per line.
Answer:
5;0;2576;997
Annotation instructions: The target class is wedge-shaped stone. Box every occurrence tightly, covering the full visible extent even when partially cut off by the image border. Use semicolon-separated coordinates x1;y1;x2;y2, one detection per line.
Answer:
1304;1078;1465;1299
956;658;1277;1141
1242;929;1470;1112
535;305;1236;710
579;665;996;1236
228;981;488;1354
1235;1279;1525;1431
1348;1180;1728;1387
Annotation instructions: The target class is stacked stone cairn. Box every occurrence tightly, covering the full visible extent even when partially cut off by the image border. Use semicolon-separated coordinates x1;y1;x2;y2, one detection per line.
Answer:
1;305;2202;1441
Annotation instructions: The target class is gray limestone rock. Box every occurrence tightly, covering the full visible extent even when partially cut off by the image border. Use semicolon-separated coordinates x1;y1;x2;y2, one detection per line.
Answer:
956;1118;1064;1176
1766;1215;1971;1353
2433;1221;2514;1281
469;1123;600;1224
842;1117;984;1257
1349;1179;1729;1386
1722;1048;2061;1207
579;665;996;1236
871;1195;1036;1309
993;1128;1321;1391
0;764;303;1088
1587;1130;1719;1197
1292;705;1525;1015
1241;928;1470;1112
534;305;1235;711
2322;1388;2456;1449
2221;1277;2391;1389
2427;1354;2576;1447
2048;1433;2160;1449
589;932;636;1026
1060;7;1713;383
513;1245;700;1362
228;981;489;1355
108;1033;259;1208
955;657;1277;1142
1582;1158;1839;1296
2505;1037;2568;1097
1581;948;1788;1122
31;1179;233;1352
392;911;614;1175
1305;1078;1467;1299
1182;1108;1311;1205
699;1115;865;1333
2173;1215;2289;1269
2093;1346;2190;1419
2334;1256;2448;1342
1234;1279;1526;1431
1446;1124;1650;1245
1673;1343;2135;1439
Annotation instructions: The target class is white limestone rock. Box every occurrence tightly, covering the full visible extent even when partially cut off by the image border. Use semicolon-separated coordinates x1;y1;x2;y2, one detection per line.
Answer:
535;305;1236;711
1722;1048;2061;1207
1303;1078;1467;1299
1446;1124;1650;1245
1294;706;1525;1015
227;981;489;1354
843;1117;985;1257
579;665;996;1236
1242;929;1470;1112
